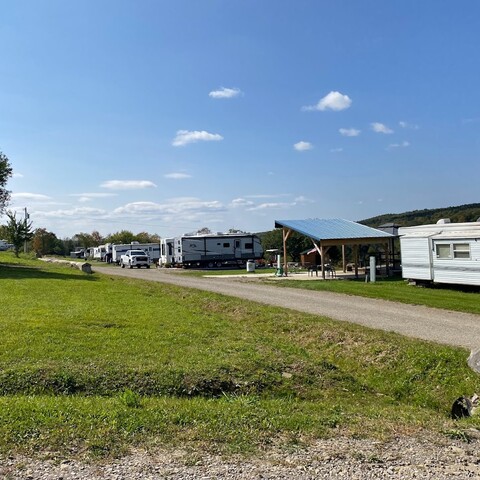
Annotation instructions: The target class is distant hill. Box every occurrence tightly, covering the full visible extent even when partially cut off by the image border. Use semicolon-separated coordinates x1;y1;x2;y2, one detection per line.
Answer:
361;203;480;228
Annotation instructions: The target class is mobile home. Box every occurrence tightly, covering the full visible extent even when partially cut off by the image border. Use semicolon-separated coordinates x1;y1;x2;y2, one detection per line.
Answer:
399;219;480;286
160;233;263;268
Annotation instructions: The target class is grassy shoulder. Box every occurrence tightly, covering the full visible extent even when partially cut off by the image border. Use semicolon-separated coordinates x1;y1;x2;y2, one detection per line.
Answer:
1;252;479;457
263;275;480;315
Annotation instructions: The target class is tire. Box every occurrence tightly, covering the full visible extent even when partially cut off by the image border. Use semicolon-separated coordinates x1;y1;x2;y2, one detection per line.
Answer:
147;265;150;269
207;262;214;268
129;263;133;269
121;262;125;268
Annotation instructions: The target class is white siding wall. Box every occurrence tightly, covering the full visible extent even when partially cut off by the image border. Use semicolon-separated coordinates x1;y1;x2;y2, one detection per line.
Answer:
432;239;480;286
400;237;433;280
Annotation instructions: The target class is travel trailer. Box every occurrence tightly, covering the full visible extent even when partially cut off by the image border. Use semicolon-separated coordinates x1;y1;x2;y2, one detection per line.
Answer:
160;233;263;268
399;219;480;286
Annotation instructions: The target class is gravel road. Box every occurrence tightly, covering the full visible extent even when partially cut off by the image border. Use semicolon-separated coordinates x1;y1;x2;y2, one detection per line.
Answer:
98;266;480;352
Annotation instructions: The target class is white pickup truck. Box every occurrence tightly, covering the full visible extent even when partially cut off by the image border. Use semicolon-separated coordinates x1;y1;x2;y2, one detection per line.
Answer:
120;250;151;269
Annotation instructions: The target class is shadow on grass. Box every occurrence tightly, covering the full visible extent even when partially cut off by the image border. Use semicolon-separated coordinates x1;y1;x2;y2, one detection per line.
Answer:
0;264;98;281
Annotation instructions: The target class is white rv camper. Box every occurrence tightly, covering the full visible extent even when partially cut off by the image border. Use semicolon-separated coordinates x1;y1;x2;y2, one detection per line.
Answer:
399;219;480;286
111;242;161;265
160;233;263;268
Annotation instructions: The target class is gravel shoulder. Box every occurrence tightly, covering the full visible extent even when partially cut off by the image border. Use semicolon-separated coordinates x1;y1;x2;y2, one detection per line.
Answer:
3;434;480;479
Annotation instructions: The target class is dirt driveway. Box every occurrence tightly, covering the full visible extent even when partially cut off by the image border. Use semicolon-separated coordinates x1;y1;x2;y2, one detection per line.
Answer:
98;266;480;353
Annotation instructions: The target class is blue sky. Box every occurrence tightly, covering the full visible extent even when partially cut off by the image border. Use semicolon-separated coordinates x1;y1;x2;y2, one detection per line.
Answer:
1;1;479;238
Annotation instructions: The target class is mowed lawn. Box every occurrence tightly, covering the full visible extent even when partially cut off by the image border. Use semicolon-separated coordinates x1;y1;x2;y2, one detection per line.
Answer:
1;252;480;457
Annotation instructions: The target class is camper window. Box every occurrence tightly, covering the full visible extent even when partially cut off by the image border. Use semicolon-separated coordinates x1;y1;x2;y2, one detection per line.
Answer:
453;243;470;259
223;242;230;248
436;244;451;259
436;243;471;260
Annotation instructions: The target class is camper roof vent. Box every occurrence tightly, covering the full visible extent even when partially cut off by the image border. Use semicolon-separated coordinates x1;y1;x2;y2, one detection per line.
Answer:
436;218;451;224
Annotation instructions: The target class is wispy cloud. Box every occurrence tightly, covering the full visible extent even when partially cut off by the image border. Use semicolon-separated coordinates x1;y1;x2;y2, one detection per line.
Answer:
12;173;24;178
230;198;255;208
172;130;224;147
70;193;118;198
11;192;52;201
35;207;107;218
113;198;225;216
294;141;313;151
387;140;410;149
246;202;292;211
164;172;192;180
209;87;242;99
302;91;352;112
399;121;419;129
70;192;118;203
339;128;360;137
100;180;157;190
371;122;393;134
330;147;343;153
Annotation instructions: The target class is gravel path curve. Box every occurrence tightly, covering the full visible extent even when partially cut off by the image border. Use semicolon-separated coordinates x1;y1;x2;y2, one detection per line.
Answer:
98;267;480;352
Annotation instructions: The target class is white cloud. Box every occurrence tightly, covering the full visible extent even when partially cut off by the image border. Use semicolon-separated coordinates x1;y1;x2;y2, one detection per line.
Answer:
388;141;410;149
172;130;223;147
294;141;313;151
302;91;352;112
330;147;343;153
371;122;393;134
70;193;117;199
399;121;419;129
100;180;157;190
11;192;52;201
209;87;242;99
35;207;107;218
339;128;360;137
245;194;291;199
164;172;192;179
294;195;313;203
12;173;24;178
113;198;225;216
230;198;255;208
246;202;292;211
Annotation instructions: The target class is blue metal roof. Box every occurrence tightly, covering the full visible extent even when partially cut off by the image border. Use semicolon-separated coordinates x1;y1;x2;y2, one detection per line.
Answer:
274;218;393;242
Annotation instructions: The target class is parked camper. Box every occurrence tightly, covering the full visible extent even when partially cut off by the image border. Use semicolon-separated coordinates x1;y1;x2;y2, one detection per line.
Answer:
0;239;12;251
399;219;480;286
161;233;263;268
112;242;161;265
93;245;106;261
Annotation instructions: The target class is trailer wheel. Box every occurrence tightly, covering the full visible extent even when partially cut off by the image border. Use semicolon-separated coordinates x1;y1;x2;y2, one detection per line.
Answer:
146;265;150;269
207;262;214;268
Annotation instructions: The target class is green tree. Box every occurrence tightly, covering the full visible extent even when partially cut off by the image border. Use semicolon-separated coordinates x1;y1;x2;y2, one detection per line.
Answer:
0;151;13;213
4;210;33;257
104;230;135;244
258;229;311;262
72;232;95;248
32;228;58;256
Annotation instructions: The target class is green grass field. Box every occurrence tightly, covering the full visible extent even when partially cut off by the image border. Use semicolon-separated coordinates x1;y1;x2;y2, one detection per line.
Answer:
1;252;480;457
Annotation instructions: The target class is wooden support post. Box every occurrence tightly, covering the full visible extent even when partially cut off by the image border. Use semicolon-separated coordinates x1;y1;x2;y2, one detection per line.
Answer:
282;228;292;277
321;244;326;279
342;244;346;273
385;242;390;276
353;244;359;278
